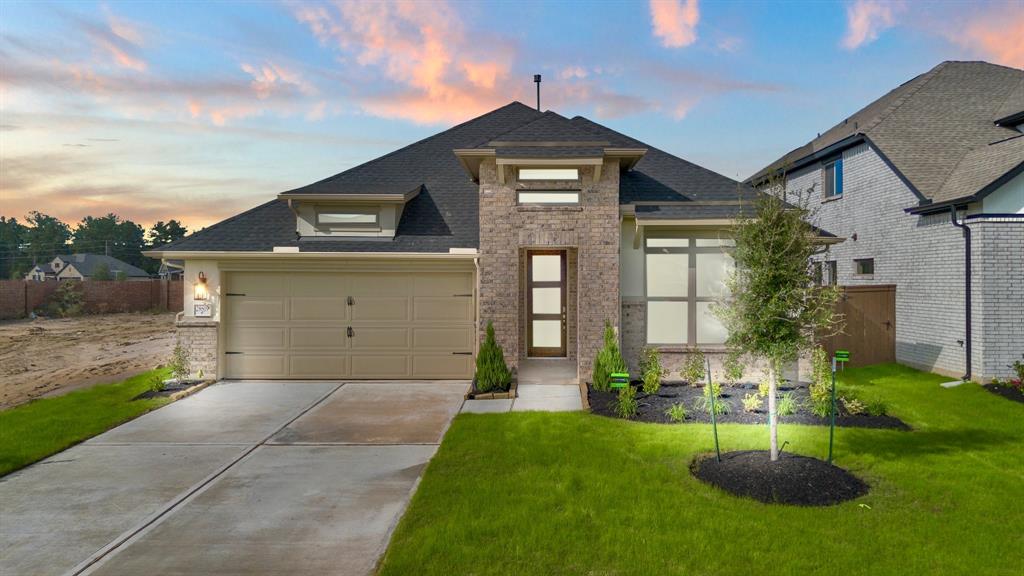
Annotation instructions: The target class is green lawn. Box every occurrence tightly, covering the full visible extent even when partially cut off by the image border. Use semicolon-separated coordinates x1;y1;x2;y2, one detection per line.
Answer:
379;364;1024;576
0;368;172;476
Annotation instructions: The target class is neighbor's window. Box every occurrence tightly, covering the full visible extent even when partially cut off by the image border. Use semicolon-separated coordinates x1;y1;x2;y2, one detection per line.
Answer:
316;207;379;230
825;260;838;286
813;262;823;285
854;258;874;275
644;233;735;346
517;191;580;204
823;158;844;198
518;168;579;181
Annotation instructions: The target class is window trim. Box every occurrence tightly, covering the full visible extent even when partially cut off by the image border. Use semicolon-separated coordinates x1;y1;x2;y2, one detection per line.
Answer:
823;158;844;199
643;231;733;347
825;260;838;286
314;206;381;231
517;190;581;205
854;258;874;276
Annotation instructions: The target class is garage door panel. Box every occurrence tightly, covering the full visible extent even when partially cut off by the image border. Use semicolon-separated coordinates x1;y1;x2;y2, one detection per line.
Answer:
413;327;474;350
227;298;286;321
352;298;410;321
413;354;474;378
290;297;348;321
289;355;348;377
224;354;286;379
349;275;410;297
290;273;346;296
414;297;473;321
415;273;472;296
351;355;410;378
230;273;286;296
351;327;410;350
290;327;347;349
226;326;287;350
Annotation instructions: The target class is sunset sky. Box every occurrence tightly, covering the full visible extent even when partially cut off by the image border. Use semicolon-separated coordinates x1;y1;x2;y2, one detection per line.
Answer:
2;0;1022;231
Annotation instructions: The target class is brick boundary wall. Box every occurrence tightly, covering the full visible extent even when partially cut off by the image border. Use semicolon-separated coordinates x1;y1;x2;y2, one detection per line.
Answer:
0;279;184;320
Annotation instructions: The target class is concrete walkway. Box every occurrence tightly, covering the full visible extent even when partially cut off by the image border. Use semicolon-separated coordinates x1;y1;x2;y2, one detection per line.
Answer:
462;358;583;413
0;380;467;576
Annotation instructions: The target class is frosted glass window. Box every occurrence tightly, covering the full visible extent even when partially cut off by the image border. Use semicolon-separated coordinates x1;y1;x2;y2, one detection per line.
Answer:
646;237;689;247
532;288;561;314
532;320;561;347
519;168;579;181
696;252;733;297
645;253;687;297
695;238;735;247
518;192;579;204
531;255;561;281
647;301;686;344
316;208;378;228
696;302;728;344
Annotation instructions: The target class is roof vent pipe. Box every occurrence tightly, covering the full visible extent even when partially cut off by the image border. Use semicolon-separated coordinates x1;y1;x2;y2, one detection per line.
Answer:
534;74;542;111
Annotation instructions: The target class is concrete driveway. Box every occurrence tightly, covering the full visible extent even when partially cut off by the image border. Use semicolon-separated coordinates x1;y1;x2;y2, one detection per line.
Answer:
0;380;467;576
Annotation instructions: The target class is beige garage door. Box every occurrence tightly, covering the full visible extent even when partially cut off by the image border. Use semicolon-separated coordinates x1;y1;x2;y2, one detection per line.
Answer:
223;271;475;379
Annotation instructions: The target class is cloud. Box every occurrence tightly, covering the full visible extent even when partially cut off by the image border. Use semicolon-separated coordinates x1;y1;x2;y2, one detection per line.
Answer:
841;0;900;50
69;8;149;71
941;4;1024;68
649;0;700;48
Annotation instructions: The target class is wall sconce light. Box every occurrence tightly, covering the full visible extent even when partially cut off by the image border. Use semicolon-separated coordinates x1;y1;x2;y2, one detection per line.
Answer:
194;271;209;301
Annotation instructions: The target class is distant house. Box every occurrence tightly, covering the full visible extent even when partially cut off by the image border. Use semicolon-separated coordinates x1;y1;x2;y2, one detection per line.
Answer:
49;254;151;281
158;259;184;280
24;265;55;282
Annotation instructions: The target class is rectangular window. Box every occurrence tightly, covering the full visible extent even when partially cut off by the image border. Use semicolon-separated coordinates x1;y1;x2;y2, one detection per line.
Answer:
644;232;734;346
517;191;580;204
813;262;823;285
825;260;837;285
518;168;579;181
854;258;874;275
316;207;379;230
823;158;843;198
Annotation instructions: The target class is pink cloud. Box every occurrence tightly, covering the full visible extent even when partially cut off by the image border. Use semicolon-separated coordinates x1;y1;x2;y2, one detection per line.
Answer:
841;0;900;50
943;5;1024;68
649;0;700;48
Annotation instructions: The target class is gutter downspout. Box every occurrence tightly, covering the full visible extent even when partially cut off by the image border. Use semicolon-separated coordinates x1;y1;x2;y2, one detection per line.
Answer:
950;206;971;381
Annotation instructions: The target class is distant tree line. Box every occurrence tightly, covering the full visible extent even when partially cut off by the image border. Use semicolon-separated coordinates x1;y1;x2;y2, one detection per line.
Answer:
0;212;188;279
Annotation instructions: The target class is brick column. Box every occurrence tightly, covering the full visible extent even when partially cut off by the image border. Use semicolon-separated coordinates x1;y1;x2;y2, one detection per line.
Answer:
176;316;218;379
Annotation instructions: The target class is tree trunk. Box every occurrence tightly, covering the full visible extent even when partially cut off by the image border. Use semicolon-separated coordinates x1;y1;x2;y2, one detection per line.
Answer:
768;361;779;461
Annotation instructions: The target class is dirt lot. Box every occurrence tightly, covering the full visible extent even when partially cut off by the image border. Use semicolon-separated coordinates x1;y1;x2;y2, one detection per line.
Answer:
0;313;177;409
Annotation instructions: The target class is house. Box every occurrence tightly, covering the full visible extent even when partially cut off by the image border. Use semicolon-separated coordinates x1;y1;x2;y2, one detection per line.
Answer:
24;265;54;282
158;259;184;280
751;61;1023;382
147;101;832;382
50;254;151;281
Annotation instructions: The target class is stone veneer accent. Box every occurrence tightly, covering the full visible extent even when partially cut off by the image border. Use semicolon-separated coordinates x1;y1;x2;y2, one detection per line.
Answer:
478;160;620;376
175;316;218;379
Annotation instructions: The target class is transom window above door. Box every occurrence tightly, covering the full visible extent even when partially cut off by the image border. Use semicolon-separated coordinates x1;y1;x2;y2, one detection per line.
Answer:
517;191;580;205
518;168;580;181
644;232;734;347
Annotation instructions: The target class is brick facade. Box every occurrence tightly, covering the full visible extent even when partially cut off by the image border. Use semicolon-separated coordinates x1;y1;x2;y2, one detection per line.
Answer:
175;317;219;379
478;160;620;376
970;219;1024;380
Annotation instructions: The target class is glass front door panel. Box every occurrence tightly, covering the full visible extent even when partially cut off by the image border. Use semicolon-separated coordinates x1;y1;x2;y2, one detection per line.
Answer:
528;251;566;356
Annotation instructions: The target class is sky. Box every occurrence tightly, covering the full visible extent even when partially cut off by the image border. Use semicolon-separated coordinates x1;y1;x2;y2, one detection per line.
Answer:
1;0;1022;232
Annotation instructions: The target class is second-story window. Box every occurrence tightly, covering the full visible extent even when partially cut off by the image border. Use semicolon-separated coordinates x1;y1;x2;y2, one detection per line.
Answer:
517;191;580;205
823;158;843;198
518;168;579;181
316;207;380;231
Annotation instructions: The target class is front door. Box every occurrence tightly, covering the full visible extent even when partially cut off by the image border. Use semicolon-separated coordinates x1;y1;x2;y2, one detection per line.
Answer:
526;250;567;357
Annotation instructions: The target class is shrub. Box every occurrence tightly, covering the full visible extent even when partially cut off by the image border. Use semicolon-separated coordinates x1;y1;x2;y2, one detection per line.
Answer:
640;347;662;395
1012;360;1024;382
148;374;165;393
592;321;627;392
665;402;687;423
168;345;191;381
615;385;638;419
696;381;729;416
47;282;84;317
92;262;112;281
777;391;798;416
680;348;706;385
808;347;834;417
742;393;762;413
475;321;513;393
757;381;770;399
842;396;866;416
722;353;745;385
865;398;888;417
114;270;128;281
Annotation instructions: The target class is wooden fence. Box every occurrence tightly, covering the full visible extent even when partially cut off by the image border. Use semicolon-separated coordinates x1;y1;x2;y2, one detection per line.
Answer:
820;284;896;367
0;279;183;320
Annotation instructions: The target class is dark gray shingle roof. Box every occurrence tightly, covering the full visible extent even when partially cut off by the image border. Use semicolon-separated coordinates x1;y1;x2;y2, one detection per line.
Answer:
751;61;1024;205
56;254;150;278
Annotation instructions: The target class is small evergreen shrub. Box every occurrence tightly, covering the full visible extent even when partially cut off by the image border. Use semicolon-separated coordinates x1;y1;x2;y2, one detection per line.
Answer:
742;392;762;413
47;282;84;317
475;321;513;393
615;385;638;419
808;346;833;417
641;347;662;395
696;381;729;416
168;345;191;381
665;402;687;423
592;321;626;392
777;391;798;416
680;348;706;385
722;353;745;385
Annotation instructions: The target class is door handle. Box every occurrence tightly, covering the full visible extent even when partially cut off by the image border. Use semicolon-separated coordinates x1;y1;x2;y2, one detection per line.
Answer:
347;296;354;306
347;327;354;338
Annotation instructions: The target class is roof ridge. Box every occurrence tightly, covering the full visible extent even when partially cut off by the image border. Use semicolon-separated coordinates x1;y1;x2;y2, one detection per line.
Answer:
284;101;541;192
481;109;596;145
860;61;949;136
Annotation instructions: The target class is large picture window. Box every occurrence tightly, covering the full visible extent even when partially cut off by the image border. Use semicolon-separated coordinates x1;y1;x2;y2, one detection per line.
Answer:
644;232;734;346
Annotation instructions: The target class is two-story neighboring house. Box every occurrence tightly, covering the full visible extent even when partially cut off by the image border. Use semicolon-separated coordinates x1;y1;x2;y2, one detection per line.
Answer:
751;61;1023;382
147;102;834;382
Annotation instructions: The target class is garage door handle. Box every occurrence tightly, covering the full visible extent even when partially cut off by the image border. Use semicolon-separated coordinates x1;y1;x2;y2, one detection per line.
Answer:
453;293;473;297
225;351;243;355
347;296;354;305
347;327;354;338
226;293;246;297
452;352;472;355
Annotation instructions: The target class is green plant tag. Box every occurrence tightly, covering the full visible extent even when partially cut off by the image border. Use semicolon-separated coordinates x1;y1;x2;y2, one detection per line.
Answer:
835;350;850;362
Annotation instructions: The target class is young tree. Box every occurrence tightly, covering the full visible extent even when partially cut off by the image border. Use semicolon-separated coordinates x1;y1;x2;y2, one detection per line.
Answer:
23;212;71;266
0;216;28;279
715;180;840;461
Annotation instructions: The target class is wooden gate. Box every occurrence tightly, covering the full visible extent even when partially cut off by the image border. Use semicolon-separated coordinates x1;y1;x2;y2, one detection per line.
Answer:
821;285;896;367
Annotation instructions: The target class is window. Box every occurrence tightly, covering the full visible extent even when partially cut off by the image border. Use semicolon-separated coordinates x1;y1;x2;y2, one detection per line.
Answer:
825;260;838;286
644;232;734;346
854;258;874;275
823;158;843;198
813;262;823;285
316;207;379;230
517;191;580;204
518;168;579;181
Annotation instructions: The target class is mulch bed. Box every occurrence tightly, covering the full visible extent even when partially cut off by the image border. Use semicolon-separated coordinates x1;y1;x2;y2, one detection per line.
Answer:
983;383;1024;404
133;379;204;400
588;382;910;430
690;450;869;506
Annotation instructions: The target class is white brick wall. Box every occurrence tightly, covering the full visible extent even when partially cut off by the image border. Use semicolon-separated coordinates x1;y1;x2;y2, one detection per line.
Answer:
971;219;1024;380
786;143;1023;381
